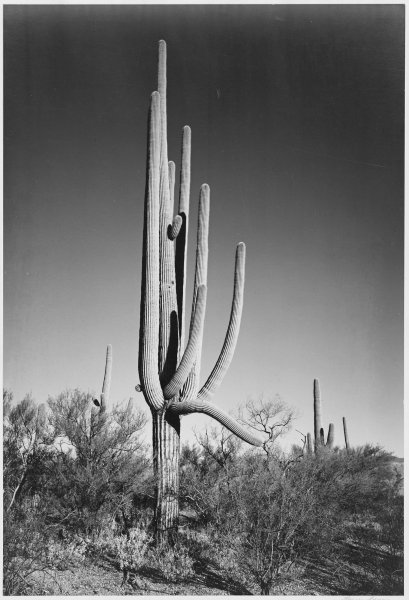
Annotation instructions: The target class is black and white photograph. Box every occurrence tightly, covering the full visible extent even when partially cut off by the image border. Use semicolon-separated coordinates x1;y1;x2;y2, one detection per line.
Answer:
3;2;404;595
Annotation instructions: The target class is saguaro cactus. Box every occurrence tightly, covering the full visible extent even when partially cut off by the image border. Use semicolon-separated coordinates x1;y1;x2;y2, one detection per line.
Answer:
138;41;261;542
93;344;112;413
306;432;313;455
326;422;334;449
313;378;323;451
313;379;335;452
343;416;350;452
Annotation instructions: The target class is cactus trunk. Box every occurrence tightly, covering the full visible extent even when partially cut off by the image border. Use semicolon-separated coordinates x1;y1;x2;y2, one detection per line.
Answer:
152;410;180;543
138;41;262;542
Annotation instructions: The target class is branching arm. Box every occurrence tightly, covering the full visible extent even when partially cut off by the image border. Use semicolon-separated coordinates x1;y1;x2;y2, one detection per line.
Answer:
168;160;175;215
197;242;245;401
181;184;210;399
138;92;164;411
168;398;262;446
163;285;207;399
175;125;191;350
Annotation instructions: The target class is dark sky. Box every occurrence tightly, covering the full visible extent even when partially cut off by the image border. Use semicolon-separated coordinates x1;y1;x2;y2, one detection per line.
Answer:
4;4;404;454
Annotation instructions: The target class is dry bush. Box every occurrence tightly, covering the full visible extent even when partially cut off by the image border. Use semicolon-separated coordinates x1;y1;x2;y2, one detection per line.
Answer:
147;543;195;582
3;509;58;596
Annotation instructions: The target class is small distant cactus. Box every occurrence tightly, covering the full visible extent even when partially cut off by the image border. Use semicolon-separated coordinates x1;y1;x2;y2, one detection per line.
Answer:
313;378;323;451
93;344;112;412
100;344;112;412
326;423;334;449
343;416;350;452
306;432;313;455
312;379;336;453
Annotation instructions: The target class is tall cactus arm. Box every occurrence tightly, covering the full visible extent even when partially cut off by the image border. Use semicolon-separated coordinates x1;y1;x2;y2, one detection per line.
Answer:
313;378;323;450
175;126;192;350
99;344;112;412
163;285;207;400
167;398;263;446
181;184;210;399
158;40;170;209
197;242;245;402
192;184;210;296
158;41;179;384
168;160;175;215
138;92;164;411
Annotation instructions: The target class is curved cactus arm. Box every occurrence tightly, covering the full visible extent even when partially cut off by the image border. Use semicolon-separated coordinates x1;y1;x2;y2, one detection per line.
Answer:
197;242;245;402
326;423;334;448
168;160;175;215
163;285;207;400
181;184;210;399
175;126;192;350
168;215;183;240
138;91;164;412
168;398;263;446
99;344;112;412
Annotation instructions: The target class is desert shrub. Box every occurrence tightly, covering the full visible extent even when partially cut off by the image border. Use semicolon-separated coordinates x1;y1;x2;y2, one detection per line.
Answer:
89;527;194;582
3;392;54;513
148;542;195;582
89;526;151;572
345;461;404;594
86;528;116;558
207;529;250;588
113;528;152;572
45;535;88;570
45;390;149;536
3;509;56;595
181;438;403;595
177;527;214;559
180;429;243;526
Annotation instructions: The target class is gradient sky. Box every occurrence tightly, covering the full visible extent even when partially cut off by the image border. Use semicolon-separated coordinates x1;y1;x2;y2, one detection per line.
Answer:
4;4;404;456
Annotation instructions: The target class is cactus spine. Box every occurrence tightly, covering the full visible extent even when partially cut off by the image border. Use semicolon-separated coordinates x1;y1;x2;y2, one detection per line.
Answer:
138;41;261;542
343;416;350;452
